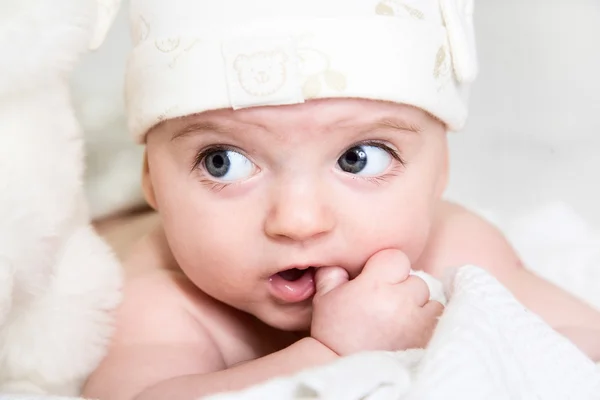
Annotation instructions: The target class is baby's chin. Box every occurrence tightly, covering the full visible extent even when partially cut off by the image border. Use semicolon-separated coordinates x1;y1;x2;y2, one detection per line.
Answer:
255;305;312;332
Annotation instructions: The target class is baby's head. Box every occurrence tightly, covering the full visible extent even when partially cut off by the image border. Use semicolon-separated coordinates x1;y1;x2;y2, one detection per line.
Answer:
126;0;477;331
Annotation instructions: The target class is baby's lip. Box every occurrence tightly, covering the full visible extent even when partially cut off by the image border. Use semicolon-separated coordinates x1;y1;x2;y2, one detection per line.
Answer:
268;267;316;304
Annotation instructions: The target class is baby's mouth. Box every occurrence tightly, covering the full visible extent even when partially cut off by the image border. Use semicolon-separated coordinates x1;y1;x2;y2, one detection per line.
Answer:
277;267;314;282
269;267;316;303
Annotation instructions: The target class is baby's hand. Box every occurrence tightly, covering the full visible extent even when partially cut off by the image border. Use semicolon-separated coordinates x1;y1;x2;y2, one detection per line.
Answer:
310;249;443;356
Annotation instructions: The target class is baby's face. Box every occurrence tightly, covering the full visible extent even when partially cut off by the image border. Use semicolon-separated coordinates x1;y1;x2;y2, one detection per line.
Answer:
144;99;448;331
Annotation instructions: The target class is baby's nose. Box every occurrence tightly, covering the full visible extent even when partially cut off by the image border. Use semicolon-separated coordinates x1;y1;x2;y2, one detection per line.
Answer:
264;181;335;243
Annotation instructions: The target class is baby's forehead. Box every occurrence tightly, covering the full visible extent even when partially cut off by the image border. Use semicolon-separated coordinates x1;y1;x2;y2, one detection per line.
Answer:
174;99;429;133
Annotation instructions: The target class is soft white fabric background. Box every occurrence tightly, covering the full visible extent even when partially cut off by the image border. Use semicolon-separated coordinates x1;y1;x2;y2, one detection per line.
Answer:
444;0;600;228
73;0;600;227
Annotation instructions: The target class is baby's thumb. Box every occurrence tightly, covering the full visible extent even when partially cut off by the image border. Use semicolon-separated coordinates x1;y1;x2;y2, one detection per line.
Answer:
314;266;349;297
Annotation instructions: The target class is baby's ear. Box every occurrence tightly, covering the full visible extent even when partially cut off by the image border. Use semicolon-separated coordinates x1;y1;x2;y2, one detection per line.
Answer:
89;0;122;50
141;151;158;210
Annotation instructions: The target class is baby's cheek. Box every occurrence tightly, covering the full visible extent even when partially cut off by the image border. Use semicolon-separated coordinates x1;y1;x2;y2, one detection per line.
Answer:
181;237;242;278
363;207;433;265
401;221;432;264
175;240;251;306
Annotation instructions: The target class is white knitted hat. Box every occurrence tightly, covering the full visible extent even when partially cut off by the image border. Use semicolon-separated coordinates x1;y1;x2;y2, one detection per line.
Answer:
126;0;478;143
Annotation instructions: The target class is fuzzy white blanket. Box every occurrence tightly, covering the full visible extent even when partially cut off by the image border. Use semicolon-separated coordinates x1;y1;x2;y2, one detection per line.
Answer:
3;203;600;400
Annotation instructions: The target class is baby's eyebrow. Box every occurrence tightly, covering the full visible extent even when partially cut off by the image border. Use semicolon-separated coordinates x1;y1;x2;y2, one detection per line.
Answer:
366;117;423;134
333;116;423;135
171;120;235;141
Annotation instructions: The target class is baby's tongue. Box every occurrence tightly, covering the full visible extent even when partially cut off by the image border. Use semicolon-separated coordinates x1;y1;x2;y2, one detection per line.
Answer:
278;268;306;282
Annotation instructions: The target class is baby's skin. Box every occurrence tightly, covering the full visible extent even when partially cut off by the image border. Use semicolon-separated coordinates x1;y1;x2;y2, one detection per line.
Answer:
83;99;600;400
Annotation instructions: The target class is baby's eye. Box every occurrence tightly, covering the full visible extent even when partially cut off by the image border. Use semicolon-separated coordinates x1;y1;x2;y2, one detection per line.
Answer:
337;145;392;176
203;149;254;181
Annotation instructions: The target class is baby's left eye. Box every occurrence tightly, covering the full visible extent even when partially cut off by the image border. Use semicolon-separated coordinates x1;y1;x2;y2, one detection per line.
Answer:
337;145;392;176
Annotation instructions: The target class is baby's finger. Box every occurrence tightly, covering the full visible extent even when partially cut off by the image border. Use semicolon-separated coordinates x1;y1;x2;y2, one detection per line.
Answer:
422;300;445;317
397;275;430;306
314;266;349;298
360;249;411;285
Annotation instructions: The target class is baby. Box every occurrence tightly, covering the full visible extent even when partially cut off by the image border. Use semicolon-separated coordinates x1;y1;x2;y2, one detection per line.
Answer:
84;0;600;399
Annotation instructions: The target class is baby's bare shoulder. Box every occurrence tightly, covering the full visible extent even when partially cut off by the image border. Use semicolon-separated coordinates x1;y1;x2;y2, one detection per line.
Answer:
117;263;218;348
82;234;226;400
416;201;521;278
116;226;223;346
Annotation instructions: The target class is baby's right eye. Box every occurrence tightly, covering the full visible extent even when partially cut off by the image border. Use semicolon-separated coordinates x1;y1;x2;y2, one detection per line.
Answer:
202;149;255;182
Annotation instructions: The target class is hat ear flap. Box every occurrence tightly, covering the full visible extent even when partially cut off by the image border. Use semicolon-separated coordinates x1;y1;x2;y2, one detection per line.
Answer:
89;0;122;50
440;0;478;83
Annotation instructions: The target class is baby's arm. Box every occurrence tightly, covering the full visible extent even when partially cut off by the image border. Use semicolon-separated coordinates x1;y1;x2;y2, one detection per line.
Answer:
134;338;335;400
93;338;335;400
82;273;337;400
420;202;600;361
